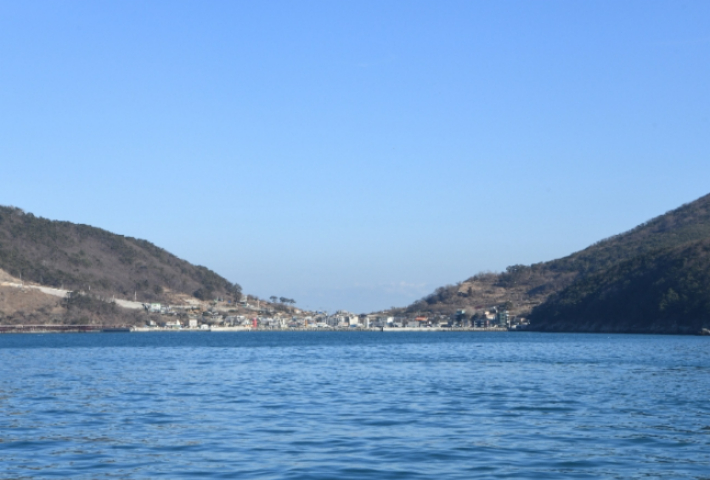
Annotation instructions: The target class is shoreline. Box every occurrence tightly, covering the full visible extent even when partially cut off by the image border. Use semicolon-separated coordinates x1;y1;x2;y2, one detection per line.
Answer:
0;326;511;334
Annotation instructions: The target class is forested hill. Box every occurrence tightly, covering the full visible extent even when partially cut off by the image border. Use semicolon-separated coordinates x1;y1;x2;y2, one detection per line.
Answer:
546;192;710;275
399;193;710;317
528;238;710;333
0;206;241;303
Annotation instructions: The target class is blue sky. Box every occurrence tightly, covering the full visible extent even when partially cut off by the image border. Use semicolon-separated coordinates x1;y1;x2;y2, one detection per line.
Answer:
1;1;709;312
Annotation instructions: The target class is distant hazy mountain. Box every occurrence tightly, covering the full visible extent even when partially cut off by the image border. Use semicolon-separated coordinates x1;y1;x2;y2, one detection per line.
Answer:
0;205;241;304
400;193;710;325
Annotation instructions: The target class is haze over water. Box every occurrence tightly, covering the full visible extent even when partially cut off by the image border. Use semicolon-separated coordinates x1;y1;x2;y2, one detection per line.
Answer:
1;332;709;479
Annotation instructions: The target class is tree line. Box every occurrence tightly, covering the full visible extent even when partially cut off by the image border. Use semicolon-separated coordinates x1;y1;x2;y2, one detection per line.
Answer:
269;296;296;305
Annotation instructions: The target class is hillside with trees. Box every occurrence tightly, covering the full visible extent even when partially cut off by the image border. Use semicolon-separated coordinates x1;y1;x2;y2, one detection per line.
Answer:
399;193;710;319
528;238;710;333
0;206;241;305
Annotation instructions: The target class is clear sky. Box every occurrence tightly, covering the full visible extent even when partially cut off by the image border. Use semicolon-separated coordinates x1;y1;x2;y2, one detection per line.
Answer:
1;1;709;313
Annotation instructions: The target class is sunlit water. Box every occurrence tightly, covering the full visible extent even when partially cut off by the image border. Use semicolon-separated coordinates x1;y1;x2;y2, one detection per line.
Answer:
1;332;709;479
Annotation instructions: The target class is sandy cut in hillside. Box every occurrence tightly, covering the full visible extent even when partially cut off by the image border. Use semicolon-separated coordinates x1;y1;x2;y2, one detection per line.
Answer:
0;285;63;317
0;268;20;283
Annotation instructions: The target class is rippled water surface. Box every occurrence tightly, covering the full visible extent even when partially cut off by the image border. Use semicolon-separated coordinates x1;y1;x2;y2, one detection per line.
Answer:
1;332;709;479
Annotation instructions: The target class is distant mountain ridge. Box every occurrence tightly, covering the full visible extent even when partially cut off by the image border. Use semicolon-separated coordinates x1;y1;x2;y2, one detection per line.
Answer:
400;193;710;326
0;205;241;304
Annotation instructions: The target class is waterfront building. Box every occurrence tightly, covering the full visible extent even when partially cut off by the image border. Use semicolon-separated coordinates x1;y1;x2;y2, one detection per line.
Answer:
496;310;509;327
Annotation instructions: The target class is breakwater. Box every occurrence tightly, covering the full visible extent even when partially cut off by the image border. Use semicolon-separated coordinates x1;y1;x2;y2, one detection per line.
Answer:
0;325;131;334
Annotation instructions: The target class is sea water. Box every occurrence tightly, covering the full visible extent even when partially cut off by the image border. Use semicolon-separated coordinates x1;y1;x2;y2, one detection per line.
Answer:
0;332;709;479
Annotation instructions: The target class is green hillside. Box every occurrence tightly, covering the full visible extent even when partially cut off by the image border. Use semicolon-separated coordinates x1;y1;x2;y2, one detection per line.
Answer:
399;193;710;318
546;192;710;275
0;206;241;304
528;238;710;334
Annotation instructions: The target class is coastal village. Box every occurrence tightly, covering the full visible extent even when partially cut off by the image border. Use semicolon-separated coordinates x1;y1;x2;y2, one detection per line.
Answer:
134;295;528;332
0;277;528;333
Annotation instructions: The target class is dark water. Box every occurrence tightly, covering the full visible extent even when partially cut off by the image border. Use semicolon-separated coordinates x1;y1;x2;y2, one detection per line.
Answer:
1;332;709;479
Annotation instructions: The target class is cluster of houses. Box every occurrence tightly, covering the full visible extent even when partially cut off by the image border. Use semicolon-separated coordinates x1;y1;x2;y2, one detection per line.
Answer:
140;302;529;331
